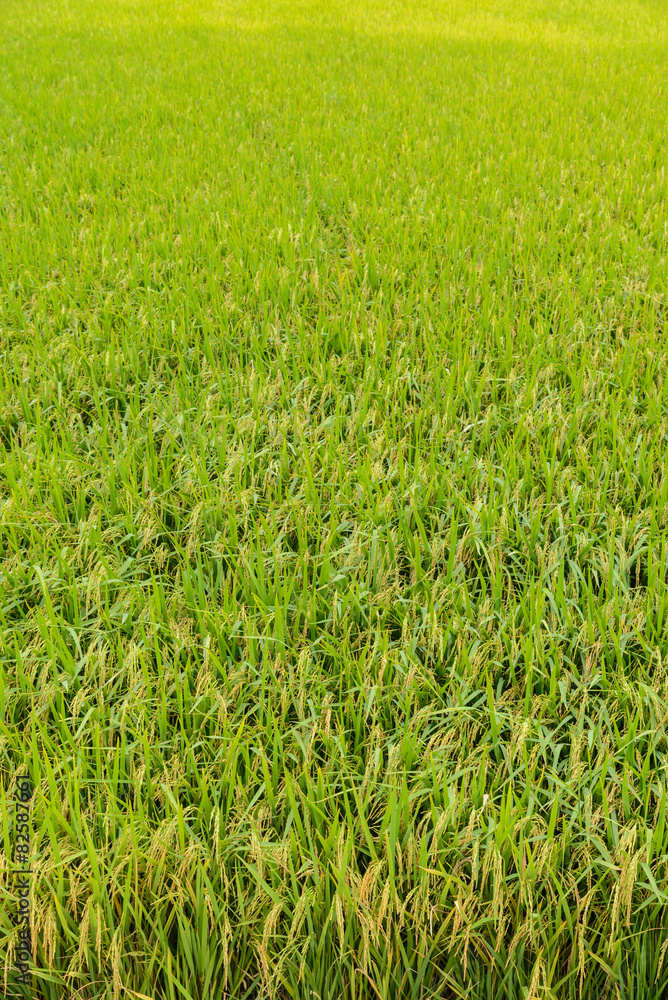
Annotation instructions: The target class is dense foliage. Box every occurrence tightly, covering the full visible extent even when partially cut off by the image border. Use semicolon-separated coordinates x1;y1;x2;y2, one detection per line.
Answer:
1;1;668;997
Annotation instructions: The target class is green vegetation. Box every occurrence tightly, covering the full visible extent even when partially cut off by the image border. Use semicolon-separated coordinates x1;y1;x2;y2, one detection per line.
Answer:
1;0;668;997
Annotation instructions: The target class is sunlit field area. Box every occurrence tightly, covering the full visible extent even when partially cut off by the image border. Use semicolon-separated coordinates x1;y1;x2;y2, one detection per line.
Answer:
1;1;668;997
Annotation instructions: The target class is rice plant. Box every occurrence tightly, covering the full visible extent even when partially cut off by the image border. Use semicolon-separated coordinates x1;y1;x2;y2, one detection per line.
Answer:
1;0;668;997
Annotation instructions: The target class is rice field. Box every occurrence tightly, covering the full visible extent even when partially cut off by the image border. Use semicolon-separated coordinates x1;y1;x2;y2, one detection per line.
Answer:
1;0;668;997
